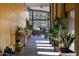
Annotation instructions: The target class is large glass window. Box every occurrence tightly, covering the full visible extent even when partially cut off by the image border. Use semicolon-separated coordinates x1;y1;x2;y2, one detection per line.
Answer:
28;9;49;20
28;9;50;30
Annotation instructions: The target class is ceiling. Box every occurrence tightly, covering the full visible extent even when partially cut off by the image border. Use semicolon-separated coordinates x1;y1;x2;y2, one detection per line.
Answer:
26;3;49;7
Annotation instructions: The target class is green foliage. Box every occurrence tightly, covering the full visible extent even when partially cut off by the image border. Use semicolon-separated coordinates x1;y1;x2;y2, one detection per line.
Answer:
49;17;68;47
50;17;68;36
49;26;59;46
54;17;67;30
29;25;33;30
15;26;21;35
49;27;59;37
53;17;62;30
16;40;20;45
60;31;75;49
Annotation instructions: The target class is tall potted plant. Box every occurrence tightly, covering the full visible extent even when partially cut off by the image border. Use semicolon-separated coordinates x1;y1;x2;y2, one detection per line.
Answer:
49;17;63;52
49;17;67;52
49;26;59;52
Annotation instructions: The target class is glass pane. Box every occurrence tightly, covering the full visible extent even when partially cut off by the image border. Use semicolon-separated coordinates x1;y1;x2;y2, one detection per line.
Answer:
45;13;48;19
29;11;32;19
33;11;49;20
33;11;40;19
40;12;46;19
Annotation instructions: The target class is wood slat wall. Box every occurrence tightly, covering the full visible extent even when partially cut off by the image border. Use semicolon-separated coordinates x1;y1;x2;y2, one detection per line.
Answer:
65;3;75;12
51;3;75;18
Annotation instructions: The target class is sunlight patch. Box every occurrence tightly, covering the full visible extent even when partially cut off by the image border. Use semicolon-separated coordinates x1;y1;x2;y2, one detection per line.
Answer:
36;44;52;47
37;46;54;49
36;40;50;44
37;51;61;56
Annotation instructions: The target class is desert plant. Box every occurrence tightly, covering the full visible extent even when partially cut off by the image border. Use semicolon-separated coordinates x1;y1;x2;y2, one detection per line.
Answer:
60;31;75;52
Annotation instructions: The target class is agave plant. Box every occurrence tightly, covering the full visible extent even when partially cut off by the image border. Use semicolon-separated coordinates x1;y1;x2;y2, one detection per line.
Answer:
60;31;75;52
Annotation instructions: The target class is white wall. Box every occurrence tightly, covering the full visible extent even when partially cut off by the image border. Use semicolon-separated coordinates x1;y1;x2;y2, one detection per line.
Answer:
68;10;75;52
68;10;75;34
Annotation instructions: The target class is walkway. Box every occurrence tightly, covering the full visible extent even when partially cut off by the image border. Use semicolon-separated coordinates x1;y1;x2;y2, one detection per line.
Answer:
16;34;60;56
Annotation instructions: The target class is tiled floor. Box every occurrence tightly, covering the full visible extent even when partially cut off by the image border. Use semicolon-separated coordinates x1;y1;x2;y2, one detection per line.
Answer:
16;34;60;56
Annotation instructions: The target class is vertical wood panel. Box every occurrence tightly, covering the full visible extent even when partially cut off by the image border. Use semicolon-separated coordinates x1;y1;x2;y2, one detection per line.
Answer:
65;3;75;12
75;4;79;56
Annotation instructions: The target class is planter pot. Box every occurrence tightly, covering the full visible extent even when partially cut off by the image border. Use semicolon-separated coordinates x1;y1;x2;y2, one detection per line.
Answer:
15;35;21;40
61;48;74;53
49;39;52;44
49;36;53;44
54;46;60;52
49;36;53;39
16;40;20;42
16;35;25;41
60;53;76;56
15;45;21;53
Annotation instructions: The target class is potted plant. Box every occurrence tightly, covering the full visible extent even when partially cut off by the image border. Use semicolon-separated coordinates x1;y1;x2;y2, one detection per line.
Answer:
48;26;60;52
48;17;63;52
15;26;25;53
15;26;22;40
48;17;67;52
52;38;60;52
60;31;75;53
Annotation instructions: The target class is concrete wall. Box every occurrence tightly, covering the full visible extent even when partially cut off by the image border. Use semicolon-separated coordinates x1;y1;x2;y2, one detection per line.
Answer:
0;4;27;52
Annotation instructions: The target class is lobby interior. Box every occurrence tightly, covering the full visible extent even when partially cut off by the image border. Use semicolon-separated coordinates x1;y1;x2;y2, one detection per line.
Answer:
0;3;79;56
